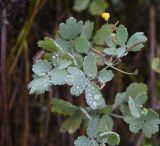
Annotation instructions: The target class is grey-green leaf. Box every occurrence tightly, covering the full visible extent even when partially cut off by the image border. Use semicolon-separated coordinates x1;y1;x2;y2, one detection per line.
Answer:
85;84;105;109
124;116;143;133
74;136;99;146
116;25;128;46
81;20;94;40
97;69;114;83
32;59;52;76
98;115;113;132
126;83;147;98
28;76;51;94
50;69;68;85
87;117;99;138
127;32;147;52
83;52;97;78
93;24;113;45
128;97;140;118
65;67;88;96
74;37;90;54
59;17;83;40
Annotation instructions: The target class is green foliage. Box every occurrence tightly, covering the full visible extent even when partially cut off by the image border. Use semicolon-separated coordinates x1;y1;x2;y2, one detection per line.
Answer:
83;52;97;78
59;17;83;40
89;0;108;15
152;57;160;73
73;0;90;12
32;59;52;76
29;16;160;146
97;69;114;83
38;37;62;52
127;32;147;51
74;37;90;53
61;110;84;134
51;99;79;116
73;0;109;16
124;109;160;138
81;21;94;40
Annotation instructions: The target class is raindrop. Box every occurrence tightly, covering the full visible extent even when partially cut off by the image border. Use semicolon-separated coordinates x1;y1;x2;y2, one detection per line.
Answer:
94;94;101;100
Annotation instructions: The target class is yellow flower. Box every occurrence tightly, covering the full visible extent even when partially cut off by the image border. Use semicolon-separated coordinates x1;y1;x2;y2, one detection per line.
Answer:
101;12;110;21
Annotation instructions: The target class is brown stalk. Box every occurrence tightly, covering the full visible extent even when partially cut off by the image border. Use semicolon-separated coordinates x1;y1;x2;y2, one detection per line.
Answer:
22;42;30;146
8;0;45;76
0;7;12;146
149;5;157;107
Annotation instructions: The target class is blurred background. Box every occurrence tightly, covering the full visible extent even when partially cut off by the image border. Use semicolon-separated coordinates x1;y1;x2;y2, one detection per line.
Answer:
0;0;160;146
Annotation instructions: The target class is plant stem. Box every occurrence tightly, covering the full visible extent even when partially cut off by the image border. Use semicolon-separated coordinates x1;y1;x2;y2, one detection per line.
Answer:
110;65;138;75
109;113;124;119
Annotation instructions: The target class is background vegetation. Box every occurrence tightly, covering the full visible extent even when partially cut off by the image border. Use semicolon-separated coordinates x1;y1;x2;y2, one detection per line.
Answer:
0;0;160;146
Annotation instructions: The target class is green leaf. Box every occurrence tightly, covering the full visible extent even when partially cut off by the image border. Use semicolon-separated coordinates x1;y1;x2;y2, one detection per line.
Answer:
87;117;99;138
74;54;84;68
28;76;51;94
98;115;113;132
32;59;52;76
38;37;63;52
103;48;116;56
97;132;120;146
120;105;131;116
116;47;127;58
89;0;108;15
83;52;97;78
50;69;68;85
74;136;99;146
152;57;160;73
61;52;77;66
93;24;113;45
65;67;88;96
128;97;140;118
73;0;90;12
126;83;147;98
56;59;72;69
74;37;90;54
142;109;160;138
124;109;160;137
134;93;148;106
61;110;84;133
113;92;127;109
124;116;143;133
51;98;79;116
106;34;117;48
81;20;94;40
97;69;114;83
106;132;120;146
85;84;105;109
56;38;70;52
127;32;147;52
116;25;128;46
59;17;83;40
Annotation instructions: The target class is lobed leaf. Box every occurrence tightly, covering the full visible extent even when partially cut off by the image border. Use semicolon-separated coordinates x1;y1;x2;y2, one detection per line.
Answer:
51;98;79;116
32;59;52;76
59;17;83;40
83;52;97;78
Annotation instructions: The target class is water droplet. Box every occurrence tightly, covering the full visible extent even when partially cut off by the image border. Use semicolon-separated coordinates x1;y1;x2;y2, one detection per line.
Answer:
94;94;101;100
92;101;97;107
52;56;56;59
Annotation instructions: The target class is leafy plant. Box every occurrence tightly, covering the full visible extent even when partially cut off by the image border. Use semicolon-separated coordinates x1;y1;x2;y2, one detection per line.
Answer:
28;15;160;146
